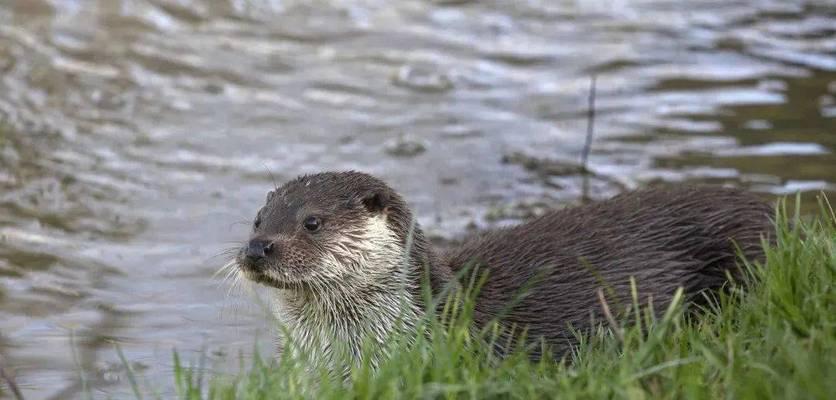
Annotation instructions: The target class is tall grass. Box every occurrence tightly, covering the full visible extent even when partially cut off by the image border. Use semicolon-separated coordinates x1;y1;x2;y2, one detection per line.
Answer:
174;196;835;400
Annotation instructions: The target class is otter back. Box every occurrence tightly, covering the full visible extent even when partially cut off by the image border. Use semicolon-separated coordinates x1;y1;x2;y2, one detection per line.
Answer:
442;186;772;358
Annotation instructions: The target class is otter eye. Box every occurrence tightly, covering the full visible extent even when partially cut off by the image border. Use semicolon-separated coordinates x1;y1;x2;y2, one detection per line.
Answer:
254;217;262;229
303;216;321;232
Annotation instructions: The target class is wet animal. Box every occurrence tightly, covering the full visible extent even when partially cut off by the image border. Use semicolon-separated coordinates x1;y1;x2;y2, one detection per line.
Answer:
229;171;773;369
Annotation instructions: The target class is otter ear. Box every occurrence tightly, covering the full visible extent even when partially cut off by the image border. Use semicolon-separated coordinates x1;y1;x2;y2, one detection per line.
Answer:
360;190;390;214
266;190;276;203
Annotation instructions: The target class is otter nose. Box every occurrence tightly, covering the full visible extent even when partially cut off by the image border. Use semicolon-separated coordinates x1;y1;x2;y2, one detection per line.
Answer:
245;239;273;262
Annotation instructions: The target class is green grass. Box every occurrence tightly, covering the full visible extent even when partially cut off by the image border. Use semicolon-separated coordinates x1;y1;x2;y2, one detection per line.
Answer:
174;196;836;400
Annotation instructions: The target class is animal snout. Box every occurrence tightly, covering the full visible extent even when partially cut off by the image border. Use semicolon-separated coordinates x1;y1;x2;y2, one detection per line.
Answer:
245;239;274;262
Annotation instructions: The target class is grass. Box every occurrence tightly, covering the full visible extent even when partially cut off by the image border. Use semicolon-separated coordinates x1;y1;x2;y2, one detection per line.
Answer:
171;196;836;400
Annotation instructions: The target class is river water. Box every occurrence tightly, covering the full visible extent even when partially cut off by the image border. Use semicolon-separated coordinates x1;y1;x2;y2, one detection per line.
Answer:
0;0;834;398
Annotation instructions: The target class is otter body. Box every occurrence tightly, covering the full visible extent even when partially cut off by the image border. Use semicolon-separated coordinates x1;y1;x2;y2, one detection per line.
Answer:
449;186;771;357
233;171;772;367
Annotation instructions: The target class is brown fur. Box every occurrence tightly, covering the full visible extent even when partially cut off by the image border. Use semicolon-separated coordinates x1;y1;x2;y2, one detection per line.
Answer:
241;171;773;360
446;186;773;357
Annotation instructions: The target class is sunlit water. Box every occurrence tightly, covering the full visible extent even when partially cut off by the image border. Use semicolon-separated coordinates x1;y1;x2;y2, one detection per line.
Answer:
0;0;834;398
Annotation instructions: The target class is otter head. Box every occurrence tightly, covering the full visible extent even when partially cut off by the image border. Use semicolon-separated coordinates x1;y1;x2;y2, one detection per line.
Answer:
236;171;430;294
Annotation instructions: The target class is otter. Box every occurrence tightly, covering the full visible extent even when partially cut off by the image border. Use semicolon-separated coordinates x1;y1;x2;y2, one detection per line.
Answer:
232;171;772;369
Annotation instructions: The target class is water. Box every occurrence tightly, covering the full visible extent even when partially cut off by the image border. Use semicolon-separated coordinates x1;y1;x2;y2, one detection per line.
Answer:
0;0;833;398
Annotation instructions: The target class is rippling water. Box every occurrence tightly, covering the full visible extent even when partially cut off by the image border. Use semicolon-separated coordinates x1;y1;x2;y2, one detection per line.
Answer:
0;0;834;398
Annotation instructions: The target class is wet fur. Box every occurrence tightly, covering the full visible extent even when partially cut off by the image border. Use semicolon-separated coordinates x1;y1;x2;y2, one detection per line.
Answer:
446;186;773;357
270;216;423;372
236;173;435;372
236;171;773;365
